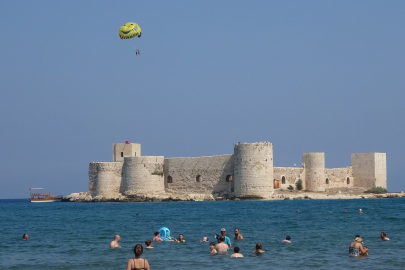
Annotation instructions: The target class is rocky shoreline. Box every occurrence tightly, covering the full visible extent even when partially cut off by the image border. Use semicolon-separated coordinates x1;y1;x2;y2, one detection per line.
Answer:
63;189;405;203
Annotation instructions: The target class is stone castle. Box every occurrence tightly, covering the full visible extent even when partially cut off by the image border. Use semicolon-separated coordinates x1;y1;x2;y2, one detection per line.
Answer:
87;142;387;200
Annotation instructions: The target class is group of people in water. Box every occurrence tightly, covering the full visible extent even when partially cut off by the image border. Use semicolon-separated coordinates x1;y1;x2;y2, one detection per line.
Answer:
109;227;294;269
107;226;391;269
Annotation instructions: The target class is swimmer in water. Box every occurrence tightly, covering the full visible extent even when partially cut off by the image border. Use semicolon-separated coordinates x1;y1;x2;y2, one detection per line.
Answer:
282;236;291;243
234;228;243;240
153;232;163;242
110;234;121;249
210;242;217;255
126;244;150;270
22;234;29;240
344;209;348;213
215;237;229;253
230;246;244;258
175;234;185;243
252;243;265;254
381;232;390;241
145;240;153;249
359;209;363;214
201;236;209;242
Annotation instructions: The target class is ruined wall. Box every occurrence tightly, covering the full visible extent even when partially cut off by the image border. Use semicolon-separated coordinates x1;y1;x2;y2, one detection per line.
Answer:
164;155;234;197
121;156;165;195
273;167;304;189
325;167;353;188
234;142;273;199
88;162;123;198
303;153;325;191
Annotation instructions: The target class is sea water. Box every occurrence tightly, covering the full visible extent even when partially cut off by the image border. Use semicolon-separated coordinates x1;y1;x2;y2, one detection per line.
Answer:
1;198;404;269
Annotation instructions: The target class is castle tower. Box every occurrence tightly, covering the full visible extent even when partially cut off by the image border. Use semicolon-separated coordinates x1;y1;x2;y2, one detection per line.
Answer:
352;153;387;189
112;143;141;162
302;153;325;191
88;162;123;198
233;142;273;199
121;156;165;195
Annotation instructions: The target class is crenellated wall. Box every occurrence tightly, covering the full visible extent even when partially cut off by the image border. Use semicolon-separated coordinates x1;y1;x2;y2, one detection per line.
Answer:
234;142;273;199
121;156;165;195
88;162;123;198
164;154;234;196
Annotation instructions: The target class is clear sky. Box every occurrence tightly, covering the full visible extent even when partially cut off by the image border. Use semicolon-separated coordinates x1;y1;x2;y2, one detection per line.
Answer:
1;1;404;199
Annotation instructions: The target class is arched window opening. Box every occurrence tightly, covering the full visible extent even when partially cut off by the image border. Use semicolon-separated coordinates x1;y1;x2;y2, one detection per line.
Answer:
196;175;202;182
281;176;286;184
326;178;329;184
347;177;350;185
226;175;233;182
167;176;173;183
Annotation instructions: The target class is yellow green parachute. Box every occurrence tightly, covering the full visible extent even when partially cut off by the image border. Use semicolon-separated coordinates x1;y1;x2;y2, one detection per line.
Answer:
119;22;141;39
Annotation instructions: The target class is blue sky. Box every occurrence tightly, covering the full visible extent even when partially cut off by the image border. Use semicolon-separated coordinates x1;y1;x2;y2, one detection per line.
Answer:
1;1;404;199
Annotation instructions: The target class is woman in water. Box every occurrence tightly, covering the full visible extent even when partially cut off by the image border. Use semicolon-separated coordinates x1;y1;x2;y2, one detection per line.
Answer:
251;243;265;254
349;237;369;257
145;240;153;249
126;244;150;270
381;232;390;241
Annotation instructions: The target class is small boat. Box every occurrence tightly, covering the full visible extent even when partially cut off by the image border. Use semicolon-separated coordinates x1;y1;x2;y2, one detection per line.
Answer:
29;188;62;203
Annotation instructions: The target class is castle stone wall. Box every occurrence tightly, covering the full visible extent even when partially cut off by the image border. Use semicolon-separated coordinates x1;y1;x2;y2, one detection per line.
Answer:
234;142;273;199
163;155;234;196
325;167;353;188
303;153;325;191
274;167;304;189
121;156;164;195
352;153;387;189
374;153;387;189
89;162;123;198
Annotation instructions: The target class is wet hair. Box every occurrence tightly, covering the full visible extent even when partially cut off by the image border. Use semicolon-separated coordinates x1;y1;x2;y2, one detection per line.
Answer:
154;231;159;236
134;244;143;256
219;236;225;242
179;234;183;238
234;246;240;253
145;240;151;246
286;236;291;240
355;235;360;238
256;243;262;250
23;234;28;239
210;242;216;246
381;232;386;237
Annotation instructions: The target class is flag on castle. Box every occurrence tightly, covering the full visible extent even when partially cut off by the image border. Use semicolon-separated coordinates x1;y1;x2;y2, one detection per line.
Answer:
125;141;130;144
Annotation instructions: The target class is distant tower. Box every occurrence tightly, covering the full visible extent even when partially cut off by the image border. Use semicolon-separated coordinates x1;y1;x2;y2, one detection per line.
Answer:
121;156;165;195
112;143;141;162
88;162;123;198
302;153;325;191
351;153;387;189
233;142;273;199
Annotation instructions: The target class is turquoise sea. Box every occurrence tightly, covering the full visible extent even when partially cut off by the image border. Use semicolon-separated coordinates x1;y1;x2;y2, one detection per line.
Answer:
1;198;404;269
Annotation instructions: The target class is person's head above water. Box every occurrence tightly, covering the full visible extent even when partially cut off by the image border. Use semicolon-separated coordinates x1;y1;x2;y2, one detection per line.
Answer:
154;232;160;236
286;236;291;240
134;244;143;257
219;236;225;243
209;242;216;248
234;228;240;235
203;236;208;241
114;235;121;241
179;234;184;240
256;243;262;250
22;234;28;240
145;240;151;246
234;246;240;253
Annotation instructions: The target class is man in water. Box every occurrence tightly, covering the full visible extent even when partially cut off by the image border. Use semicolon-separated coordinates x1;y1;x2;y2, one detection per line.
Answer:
110;235;121;249
282;236;291;243
153;232;163;242
210;242;217;255
230;246;244;258
220;228;232;247
22;234;29;240
202;236;209;242
359;209;363;214
234;228;243;240
215;236;229;253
